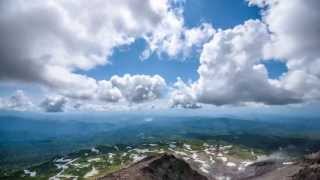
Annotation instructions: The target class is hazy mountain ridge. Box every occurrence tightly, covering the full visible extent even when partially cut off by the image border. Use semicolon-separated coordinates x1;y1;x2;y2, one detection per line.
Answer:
1;114;320;171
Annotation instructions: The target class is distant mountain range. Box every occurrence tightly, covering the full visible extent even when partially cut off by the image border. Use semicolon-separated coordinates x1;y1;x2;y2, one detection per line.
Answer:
1;114;320;171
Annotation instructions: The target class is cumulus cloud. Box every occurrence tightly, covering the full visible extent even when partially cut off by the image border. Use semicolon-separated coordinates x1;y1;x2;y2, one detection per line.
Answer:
71;98;169;112
97;81;123;103
97;74;167;103
0;0;179;92
46;67;99;100
2;0;320;111
247;0;320;101
171;20;301;107
0;74;167;112
142;21;215;59
248;0;320;61
171;0;320;108
108;74;166;103
195;20;300;105
0;90;35;111
169;78;200;108
58;74;167;104
40;96;67;112
0;0;211;110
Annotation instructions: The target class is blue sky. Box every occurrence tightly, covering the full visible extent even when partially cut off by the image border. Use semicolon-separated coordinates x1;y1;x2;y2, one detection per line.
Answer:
79;0;287;85
183;0;260;28
79;39;200;83
82;0;266;84
0;0;319;113
0;0;297;106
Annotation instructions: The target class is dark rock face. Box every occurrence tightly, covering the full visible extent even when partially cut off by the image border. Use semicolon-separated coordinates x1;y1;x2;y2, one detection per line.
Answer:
100;151;320;180
142;154;208;180
238;160;278;179
292;151;320;180
100;154;208;180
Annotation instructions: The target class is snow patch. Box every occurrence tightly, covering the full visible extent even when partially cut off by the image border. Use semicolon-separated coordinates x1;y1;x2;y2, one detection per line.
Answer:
216;176;231;180
183;144;192;150
88;158;101;162
217;156;228;162
91;147;100;154
283;161;294;165
238;161;253;171
130;154;146;163
226;162;236;167
54;158;71;163
84;166;99;178
24;170;36;177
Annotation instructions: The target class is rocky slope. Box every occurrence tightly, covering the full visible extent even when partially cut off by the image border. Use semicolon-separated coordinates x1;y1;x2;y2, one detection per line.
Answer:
291;151;320;180
3;139;319;180
100;153;208;180
100;151;320;180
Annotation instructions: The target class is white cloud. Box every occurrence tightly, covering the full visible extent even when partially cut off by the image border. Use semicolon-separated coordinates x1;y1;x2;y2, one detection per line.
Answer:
40;96;67;112
171;0;320;108
184;23;215;50
142;20;215;59
171;20;301;107
97;80;123;103
248;0;320;101
248;0;320;61
99;74;167;103
70;98;170;112
44;66;100;100
2;0;320;111
169;78;200;108
0;0;178;92
0;90;35;111
57;74;167;104
0;74;167;112
196;20;301;105
0;0;217;111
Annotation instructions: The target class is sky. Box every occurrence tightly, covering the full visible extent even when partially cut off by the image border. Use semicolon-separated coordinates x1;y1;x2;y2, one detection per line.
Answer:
0;0;319;114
